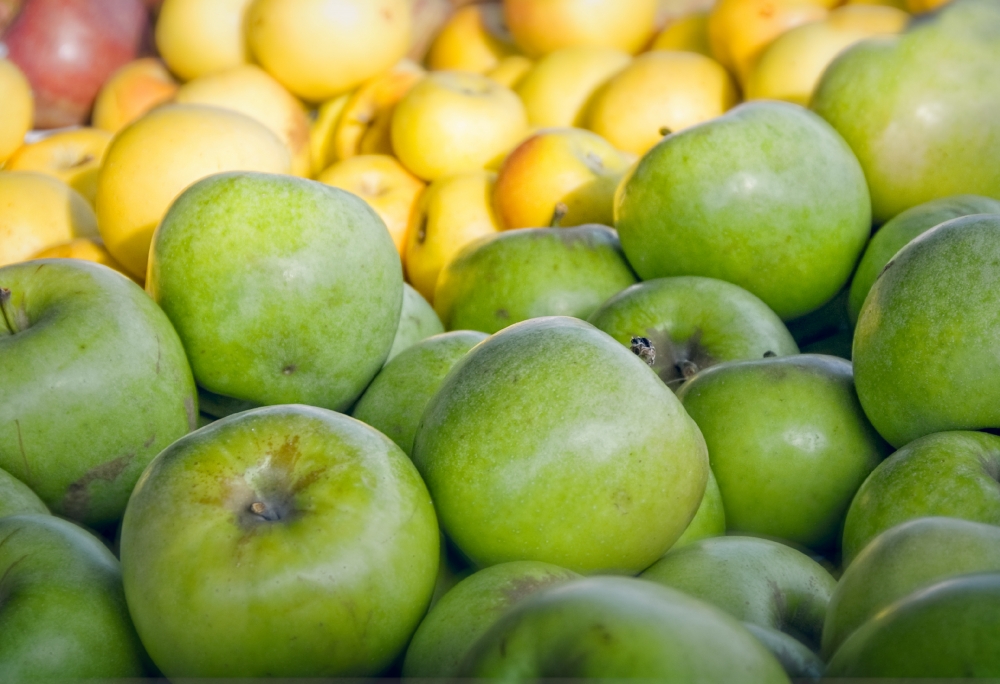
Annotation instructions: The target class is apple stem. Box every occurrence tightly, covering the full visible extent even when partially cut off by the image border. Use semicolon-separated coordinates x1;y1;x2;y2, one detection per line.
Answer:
249;501;281;522
659;126;673;137
550;203;568;228
0;288;27;335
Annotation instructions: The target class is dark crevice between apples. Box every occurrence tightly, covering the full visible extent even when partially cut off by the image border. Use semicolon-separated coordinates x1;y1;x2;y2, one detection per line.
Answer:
1;287;31;335
61;452;135;522
628;328;720;391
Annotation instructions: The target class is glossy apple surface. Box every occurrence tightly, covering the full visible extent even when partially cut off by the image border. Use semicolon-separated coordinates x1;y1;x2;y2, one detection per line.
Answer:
0;466;47;518
385;283;445;362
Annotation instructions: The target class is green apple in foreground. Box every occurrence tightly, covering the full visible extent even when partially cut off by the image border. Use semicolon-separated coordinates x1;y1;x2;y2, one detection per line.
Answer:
678;355;886;550
0;515;146;680
412;317;709;574
0;260;196;527
119;405;439;677
148;172;403;413
0;466;48;518
614;100;871;320
672;468;725;549
841;431;1000;565
853;214;1000;446
588;276;798;390
386;283;445;362
459;577;790;682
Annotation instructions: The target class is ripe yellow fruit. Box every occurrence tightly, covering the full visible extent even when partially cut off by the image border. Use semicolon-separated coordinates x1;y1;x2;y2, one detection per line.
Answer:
92;58;179;134
504;0;659;57
0;59;33;166
426;2;520;74
31;238;136;281
907;0;949;11
486;55;534;89
3;128;112;206
155;0;254;81
309;93;352;177
651;11;713;57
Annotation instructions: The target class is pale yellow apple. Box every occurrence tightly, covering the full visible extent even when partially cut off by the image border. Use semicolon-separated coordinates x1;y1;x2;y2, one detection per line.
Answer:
494;127;631;230
309;92;352;177
0;59;33;166
95;104;291;279
655;0;717;30
246;0;412;102
847;0;907;8
408;0;457;62
515;47;631;128
651;11;712;57
156;0;254;81
31;237;136;281
317;154;425;257
585;50;738;156
173;64;312;177
92;58;179;134
0;172;98;267
4;128;113;206
746;5;909;105
404;170;502;301
426;2;520;73
486;55;534;89
908;0;949;11
391;71;527;181
504;0;659;57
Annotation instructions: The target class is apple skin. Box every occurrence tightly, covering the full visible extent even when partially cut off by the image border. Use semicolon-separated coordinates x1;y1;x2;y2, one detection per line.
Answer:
588;276;799;391
412;317;709;575
434;225;638;335
841;431;1000;565
119;404;440;677
0;466;48;518
823;517;1000;659
353;330;487;456
742;623;825;680
0;259;197;527
677;355;887;551
147;172;403;413
0;514;146;679
826;573;1000;677
672;468;725;549
847;195;1000;324
402;560;581;677
459;576;790;681
853;214;1000;447
614;100;871;321
386;283;445;363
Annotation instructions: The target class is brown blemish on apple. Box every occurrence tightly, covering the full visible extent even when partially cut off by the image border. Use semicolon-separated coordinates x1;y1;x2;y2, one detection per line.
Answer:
143;434;157;448
184;396;196;430
283;364;297;375
501;574;566;604
62;452;135;520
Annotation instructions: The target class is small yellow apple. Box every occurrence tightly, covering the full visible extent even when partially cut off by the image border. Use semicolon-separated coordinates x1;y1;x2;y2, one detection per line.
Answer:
31;238;136;281
156;0;254;81
92;58;179;134
515;47;631;128
391;71;528;181
494;128;631;230
173;64;313;177
404;170;503;301
504;0;659;57
486;55;534;89
847;0;907;8
426;2;520;74
246;0;413;102
585;50;738;156
317;154;425;257
3;128;113;206
0;172;98;267
95;104;291;279
0;59;33;166
309;93;352;177
907;0;949;11
651;11;712;57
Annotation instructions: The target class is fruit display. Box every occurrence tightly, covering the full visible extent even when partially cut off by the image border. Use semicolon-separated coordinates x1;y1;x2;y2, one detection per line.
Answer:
2;0;1000;679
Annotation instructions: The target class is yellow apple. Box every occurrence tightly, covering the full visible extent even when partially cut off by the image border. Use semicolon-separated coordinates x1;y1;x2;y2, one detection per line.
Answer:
585;50;738;156
246;0;412;102
746;5;909;105
847;0;907;8
486;55;534;89
408;0;457;63
0;172;98;267
494;128;631;230
908;0;949;11
651;11;713;57
156;0;254;81
426;2;520;74
404;170;503;301
173;64;312;177
317;154;425;257
92;58;180;134
391;71;528;181
3;128;112;206
515;47;631;128
309;92;352;177
31;237;136;281
95;104;291;279
504;0;659;57
0;59;33;166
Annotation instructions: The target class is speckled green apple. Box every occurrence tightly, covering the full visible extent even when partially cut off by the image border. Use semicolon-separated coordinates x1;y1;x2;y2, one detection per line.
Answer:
119;405;439;677
812;0;1000;224
386;283;444;362
614;101;871;320
0;260;196;527
147;172;403;412
0;466;48;518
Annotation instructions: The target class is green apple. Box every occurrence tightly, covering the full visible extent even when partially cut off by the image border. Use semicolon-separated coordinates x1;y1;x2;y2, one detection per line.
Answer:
459;577;790;682
352;330;488;456
826;573;1000;677
672;468;725;549
0;466;48;518
412;316;709;574
812;0;1000;225
677;355;886;550
841;431;1000;565
197;386;258;420
588;276;798;390
614;100;871;320
403;560;581;677
0;260;196;527
147;171;403;413
742;623;825;680
853;214;1000;447
387;283;445;362
0;514;146;680
119;404;440;677
433;224;637;335
822;517;1000;659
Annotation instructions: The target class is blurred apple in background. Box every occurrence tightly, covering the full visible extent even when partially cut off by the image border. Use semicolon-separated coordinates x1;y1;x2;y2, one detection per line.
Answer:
0;57;32;165
485;54;533;88
0;0;22;33
92;58;178;133
651;10;713;56
386;283;445;361
30;237;134;281
309;92;352;176
504;0;659;57
155;0;252;81
408;0;456;62
426;2;519;74
3;127;111;205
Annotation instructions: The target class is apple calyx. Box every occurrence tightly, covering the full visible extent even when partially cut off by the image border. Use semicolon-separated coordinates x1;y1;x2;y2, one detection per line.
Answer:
642;327;718;390
0;287;29;335
243;492;295;525
248;500;283;522
630;335;656;366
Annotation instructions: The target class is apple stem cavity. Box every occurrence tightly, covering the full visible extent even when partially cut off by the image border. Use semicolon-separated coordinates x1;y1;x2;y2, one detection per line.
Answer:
550;202;569;229
248;500;282;523
0;287;29;335
630;336;656;366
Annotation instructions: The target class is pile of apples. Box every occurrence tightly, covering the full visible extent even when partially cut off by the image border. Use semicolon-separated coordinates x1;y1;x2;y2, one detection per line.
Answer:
2;0;1000;679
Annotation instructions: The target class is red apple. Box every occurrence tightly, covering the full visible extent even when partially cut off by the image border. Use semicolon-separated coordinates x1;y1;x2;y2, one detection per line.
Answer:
1;0;148;129
0;0;22;33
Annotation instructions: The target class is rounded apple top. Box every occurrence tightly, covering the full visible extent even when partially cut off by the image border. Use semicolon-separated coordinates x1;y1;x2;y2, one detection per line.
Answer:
0;467;49;519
